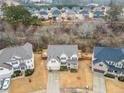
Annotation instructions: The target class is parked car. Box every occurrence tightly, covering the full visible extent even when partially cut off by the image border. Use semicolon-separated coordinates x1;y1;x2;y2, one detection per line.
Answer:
2;78;10;90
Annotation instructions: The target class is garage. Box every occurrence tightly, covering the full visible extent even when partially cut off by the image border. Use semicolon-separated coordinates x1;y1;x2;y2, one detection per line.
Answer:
94;69;105;73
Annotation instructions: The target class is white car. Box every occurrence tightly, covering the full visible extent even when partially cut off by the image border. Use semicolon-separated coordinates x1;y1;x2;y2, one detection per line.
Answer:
2;78;10;90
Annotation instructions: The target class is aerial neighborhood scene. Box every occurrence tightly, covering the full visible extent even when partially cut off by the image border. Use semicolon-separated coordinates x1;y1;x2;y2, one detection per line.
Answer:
1;0;124;93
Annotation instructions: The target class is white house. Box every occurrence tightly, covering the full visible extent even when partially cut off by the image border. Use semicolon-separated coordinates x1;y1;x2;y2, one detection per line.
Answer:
47;59;60;70
47;45;78;71
0;43;34;90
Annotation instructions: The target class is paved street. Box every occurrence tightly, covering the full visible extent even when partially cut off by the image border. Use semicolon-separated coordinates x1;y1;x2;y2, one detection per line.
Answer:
47;71;60;93
29;90;46;93
93;72;106;93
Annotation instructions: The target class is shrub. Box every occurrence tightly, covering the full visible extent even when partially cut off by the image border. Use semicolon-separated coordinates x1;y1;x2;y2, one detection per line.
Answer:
25;69;34;77
70;69;78;73
60;66;68;71
118;76;124;82
11;70;22;78
104;73;115;78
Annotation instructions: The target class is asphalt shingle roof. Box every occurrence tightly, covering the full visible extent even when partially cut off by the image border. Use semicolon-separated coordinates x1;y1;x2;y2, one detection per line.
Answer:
93;47;124;62
0;43;33;64
93;47;124;73
47;45;78;63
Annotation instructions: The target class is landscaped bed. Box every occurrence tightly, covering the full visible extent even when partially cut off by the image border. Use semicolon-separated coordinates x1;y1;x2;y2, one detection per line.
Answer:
25;69;34;77
104;73;115;78
60;66;68;71
11;70;22;78
118;76;124;82
70;69;78;73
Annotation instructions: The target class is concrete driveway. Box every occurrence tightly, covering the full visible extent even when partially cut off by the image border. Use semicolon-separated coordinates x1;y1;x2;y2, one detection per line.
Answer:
93;72;106;93
47;71;60;93
0;90;8;93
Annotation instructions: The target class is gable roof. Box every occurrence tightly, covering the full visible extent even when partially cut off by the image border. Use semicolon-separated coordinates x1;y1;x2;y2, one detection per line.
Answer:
93;47;124;62
0;43;33;64
47;45;78;62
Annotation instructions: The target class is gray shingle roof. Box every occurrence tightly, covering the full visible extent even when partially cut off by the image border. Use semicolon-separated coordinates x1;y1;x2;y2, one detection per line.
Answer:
47;45;78;62
0;43;33;64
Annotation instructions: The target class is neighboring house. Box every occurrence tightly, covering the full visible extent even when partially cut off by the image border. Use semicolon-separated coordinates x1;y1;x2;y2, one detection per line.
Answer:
61;7;70;13
87;3;99;7
82;4;106;18
72;7;80;14
82;6;91;17
51;7;61;19
92;47;124;76
65;9;76;20
40;10;48;20
0;43;34;90
47;45;78;71
82;10;89;17
93;11;104;18
40;7;48;12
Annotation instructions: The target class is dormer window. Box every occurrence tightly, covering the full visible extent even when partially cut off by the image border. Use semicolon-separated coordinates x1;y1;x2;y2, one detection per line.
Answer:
50;59;58;63
71;54;78;60
61;57;66;60
60;54;67;60
51;60;56;63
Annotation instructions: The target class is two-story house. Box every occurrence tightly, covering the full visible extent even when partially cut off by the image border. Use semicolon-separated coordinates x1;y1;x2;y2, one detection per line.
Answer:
92;47;124;76
47;45;78;71
0;43;34;90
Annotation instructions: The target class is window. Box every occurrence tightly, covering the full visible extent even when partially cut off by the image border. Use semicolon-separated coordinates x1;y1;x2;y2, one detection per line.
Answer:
12;62;18;65
61;57;66;60
0;68;3;70
60;54;67;60
27;61;30;63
